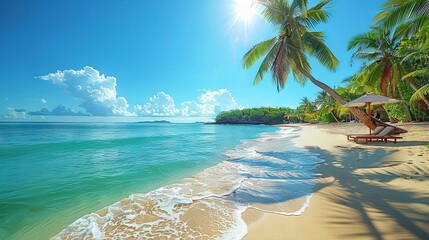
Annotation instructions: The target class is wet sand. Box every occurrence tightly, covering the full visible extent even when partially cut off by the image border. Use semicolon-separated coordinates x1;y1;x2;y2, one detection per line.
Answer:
244;122;429;240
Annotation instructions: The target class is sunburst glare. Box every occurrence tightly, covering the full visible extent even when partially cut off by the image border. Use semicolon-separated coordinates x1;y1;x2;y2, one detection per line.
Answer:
227;0;260;44
235;0;257;22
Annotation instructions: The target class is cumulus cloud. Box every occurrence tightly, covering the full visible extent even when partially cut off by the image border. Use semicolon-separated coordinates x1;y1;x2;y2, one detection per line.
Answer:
38;66;133;116
28;105;89;116
134;92;179;116
181;100;203;116
135;89;242;117
5;108;27;119
198;88;241;115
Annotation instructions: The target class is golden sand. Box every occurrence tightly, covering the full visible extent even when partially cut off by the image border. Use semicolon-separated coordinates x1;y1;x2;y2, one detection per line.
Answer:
244;122;429;240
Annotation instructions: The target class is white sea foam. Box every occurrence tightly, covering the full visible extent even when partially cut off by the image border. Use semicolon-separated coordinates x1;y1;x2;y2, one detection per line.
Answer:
52;126;323;240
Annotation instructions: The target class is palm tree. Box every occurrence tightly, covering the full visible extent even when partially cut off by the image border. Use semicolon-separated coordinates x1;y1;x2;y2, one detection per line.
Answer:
348;26;405;96
375;0;429;37
299;97;317;122
399;24;429;107
314;91;342;122
348;26;413;121
242;0;405;133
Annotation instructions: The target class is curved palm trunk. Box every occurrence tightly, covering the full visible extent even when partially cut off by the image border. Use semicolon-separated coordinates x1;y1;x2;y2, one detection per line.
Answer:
330;112;339;123
304;73;408;134
407;79;429;107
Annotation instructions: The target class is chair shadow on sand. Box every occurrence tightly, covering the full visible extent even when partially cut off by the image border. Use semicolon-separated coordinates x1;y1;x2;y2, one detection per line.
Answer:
305;146;429;240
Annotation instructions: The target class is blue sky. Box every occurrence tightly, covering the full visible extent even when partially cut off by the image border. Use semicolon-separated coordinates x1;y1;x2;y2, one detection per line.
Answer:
0;0;383;122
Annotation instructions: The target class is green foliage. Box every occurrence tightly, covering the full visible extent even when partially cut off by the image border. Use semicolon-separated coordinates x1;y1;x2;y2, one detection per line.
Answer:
346;14;429;121
215;93;349;125
347;26;405;97
384;103;409;122
396;25;429;119
375;0;429;37
242;0;338;91
215;107;297;124
236;0;429;124
317;113;335;123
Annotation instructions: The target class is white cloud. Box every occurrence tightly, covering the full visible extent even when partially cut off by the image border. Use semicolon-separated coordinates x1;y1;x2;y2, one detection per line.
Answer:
134;92;179;116
5;108;27;119
181;100;203;116
135;89;242;117
198;88;242;115
37;66;241;118
38;66;133;116
28;105;89;116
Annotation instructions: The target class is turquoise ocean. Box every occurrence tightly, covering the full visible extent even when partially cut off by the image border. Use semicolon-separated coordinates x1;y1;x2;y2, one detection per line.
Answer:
0;122;322;239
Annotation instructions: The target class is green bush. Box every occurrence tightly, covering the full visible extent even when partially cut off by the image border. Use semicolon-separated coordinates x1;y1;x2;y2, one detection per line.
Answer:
215;107;296;124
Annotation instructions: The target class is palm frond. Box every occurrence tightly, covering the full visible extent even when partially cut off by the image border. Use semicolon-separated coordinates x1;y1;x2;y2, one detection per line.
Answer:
353;52;384;62
347;31;381;53
242;37;277;69
272;38;288;90
410;83;429;105
253;40;283;85
402;68;429;79
262;0;290;27
375;0;427;30
394;14;429;38
349;61;385;94
298;9;328;28
302;31;338;70
308;0;331;11
291;0;308;17
296;0;331;28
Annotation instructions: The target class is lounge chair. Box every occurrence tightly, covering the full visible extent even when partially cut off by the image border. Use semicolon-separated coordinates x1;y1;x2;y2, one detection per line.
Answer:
348;126;403;144
346;126;385;141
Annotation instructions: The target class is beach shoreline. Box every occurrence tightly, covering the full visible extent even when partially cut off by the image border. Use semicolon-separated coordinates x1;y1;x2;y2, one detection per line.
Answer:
50;124;320;239
244;122;429;240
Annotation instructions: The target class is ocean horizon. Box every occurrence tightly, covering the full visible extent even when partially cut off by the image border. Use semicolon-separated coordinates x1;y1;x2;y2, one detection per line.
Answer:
0;122;321;239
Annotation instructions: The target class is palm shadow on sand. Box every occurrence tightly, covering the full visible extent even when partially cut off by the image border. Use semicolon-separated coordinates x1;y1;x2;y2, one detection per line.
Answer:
305;146;429;240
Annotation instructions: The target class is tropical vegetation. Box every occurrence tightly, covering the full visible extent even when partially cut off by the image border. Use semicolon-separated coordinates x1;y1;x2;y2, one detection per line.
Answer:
236;0;428;125
215;107;296;124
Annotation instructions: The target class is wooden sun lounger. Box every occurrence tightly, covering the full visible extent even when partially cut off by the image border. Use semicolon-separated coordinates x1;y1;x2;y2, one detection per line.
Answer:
351;135;403;144
346;126;385;141
347;126;403;144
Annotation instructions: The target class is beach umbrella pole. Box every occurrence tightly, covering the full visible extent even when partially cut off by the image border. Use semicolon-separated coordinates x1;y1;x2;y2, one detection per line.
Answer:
367;102;371;134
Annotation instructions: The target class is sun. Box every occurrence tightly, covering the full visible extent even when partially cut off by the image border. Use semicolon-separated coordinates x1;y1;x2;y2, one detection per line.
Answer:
235;0;257;22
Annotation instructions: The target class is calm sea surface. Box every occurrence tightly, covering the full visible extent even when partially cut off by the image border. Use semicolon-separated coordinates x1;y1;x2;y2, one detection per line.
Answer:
0;122;277;239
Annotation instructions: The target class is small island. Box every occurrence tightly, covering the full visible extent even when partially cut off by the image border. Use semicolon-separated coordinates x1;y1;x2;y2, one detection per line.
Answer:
214;107;296;125
137;120;171;124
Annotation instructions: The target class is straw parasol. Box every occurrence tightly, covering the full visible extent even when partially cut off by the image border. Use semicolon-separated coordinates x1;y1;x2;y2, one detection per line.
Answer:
343;93;401;133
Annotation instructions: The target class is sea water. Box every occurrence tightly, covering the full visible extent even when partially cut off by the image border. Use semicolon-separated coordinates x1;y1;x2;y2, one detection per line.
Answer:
0;122;322;239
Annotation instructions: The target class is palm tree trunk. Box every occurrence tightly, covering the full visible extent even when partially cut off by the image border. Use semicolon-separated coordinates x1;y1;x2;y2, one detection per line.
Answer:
330;112;339;123
397;87;413;122
407;79;429;107
304;73;408;134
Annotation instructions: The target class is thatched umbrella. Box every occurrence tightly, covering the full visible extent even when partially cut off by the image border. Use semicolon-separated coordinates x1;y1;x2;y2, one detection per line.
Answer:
344;93;401;133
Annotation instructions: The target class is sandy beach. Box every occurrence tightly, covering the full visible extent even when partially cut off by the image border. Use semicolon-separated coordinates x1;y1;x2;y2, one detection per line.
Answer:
244;123;429;240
